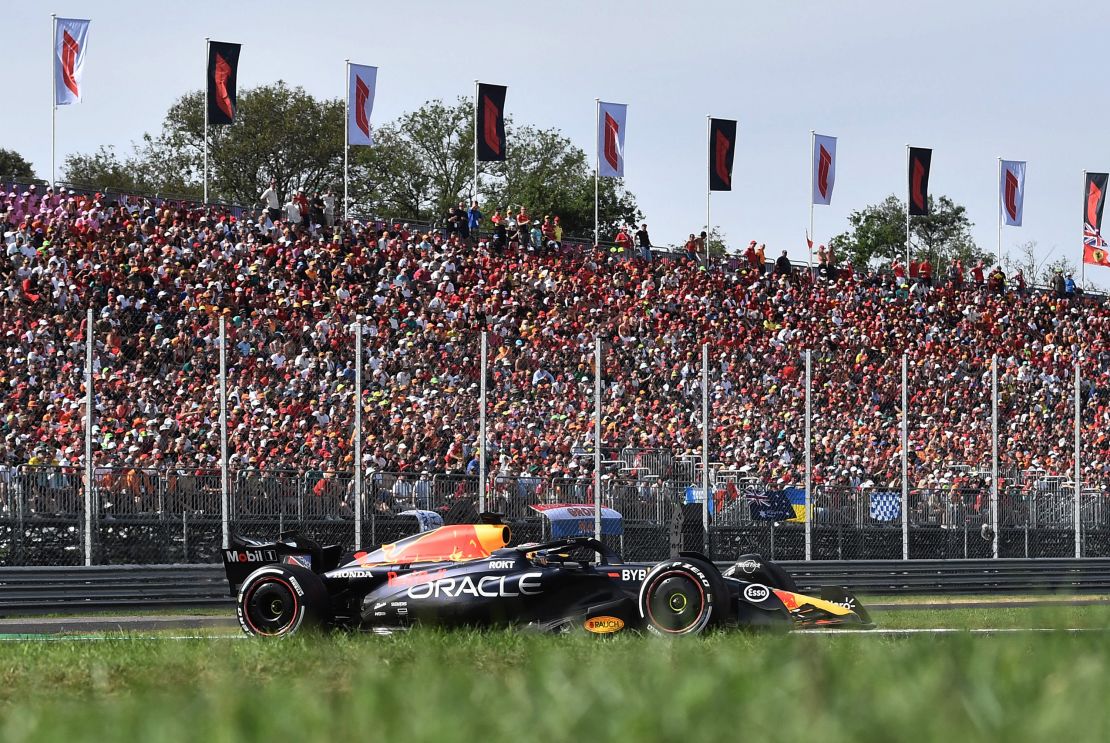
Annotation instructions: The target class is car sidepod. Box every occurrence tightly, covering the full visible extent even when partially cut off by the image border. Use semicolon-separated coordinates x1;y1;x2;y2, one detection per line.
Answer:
356;557;636;631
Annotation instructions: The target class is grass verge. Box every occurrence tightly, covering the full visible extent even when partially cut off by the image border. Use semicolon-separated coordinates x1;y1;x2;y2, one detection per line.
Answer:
0;613;1108;742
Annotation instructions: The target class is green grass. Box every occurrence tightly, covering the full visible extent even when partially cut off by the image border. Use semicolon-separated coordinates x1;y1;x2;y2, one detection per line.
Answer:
871;602;1110;629
1;610;1109;743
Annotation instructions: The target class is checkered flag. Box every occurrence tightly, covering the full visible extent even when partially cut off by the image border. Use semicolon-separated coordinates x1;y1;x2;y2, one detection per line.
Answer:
869;491;901;522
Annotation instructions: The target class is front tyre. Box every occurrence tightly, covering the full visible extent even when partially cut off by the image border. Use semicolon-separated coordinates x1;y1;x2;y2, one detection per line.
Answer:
638;558;723;636
237;564;331;637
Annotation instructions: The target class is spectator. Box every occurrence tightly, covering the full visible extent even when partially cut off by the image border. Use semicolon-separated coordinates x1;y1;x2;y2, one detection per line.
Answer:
468;201;482;241
260;181;280;221
458;202;471;242
745;241;758;270
516;206;531;249
919;257;932;287
635;223;652;261
283;196;301;225
614;226;632;254
1053;270;1066;298
2;184;1108;504
774;250;792;280
971;260;985;287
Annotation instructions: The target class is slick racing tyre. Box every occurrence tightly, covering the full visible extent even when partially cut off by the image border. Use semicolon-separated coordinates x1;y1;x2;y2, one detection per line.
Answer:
237;564;331;637
638;557;724;636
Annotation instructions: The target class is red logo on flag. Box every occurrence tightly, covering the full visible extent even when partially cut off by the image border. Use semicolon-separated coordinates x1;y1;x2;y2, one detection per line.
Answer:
604;113;620;172
213;53;234;120
714;130;731;187
817;145;832;199
355;75;371;138
483;94;501;156
1004;169;1019;222
61;29;80;97
911;159;926;211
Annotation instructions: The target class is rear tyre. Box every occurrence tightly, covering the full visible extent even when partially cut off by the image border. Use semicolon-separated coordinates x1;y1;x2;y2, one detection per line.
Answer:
638;557;724;636
237;564;331;637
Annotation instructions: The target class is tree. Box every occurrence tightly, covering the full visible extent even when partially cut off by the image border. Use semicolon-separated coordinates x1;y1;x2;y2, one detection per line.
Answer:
61;85;641;233
64;145;140;191
829;194;986;270
350;97;472;222
0;149;36;180
485;122;640;237
157;83;345;205
64;82;344;205
352;97;640;236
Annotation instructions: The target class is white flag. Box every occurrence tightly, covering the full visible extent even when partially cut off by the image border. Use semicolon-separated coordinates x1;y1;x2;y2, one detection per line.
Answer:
1000;160;1026;227
54;18;90;105
811;133;837;205
597;101;627;178
347;64;378;147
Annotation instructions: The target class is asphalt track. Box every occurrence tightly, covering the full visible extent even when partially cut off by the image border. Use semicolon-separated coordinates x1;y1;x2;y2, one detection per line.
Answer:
0;597;1104;636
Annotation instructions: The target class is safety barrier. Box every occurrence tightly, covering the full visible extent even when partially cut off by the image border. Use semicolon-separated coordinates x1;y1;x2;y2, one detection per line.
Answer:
3;559;1110;616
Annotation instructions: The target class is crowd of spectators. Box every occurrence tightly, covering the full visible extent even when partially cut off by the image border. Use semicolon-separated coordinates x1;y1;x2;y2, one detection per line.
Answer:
3;180;1110;509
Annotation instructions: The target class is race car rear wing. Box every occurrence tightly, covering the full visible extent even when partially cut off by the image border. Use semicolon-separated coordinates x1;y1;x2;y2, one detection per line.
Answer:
222;532;341;596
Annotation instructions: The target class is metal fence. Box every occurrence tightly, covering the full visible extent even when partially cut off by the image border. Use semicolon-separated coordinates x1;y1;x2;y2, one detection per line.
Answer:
5;462;1110;565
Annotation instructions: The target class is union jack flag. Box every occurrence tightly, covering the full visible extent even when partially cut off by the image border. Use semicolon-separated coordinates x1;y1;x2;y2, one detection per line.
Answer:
1083;224;1110;267
1084;223;1107;250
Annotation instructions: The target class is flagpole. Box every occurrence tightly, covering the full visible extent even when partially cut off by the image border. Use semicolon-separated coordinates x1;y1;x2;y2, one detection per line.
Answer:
1082;170;1087;285
203;37;209;205
473;80;479;203
905;144;911;270
51;14;57;187
808;130;815;271
594;98;600;247
344;59;349;223
706;115;711;265
996;157;1002;268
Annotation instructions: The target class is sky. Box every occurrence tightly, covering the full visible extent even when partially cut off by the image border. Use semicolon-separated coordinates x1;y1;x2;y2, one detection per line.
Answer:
3;0;1108;285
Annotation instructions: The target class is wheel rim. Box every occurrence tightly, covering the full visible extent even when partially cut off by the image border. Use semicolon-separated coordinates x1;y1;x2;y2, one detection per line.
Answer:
645;571;707;634
243;578;299;635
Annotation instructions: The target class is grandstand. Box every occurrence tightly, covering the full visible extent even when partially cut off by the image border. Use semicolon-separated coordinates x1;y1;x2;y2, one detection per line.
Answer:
2;181;1109;565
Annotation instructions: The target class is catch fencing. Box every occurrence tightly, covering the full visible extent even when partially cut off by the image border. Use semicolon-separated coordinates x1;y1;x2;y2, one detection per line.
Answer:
4;464;1110;565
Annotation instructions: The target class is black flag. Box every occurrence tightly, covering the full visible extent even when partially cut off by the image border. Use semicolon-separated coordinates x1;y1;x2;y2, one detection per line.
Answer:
908;147;932;216
1084;172;1107;232
476;83;507;162
1083;172;1109;266
207;41;241;126
708;118;737;192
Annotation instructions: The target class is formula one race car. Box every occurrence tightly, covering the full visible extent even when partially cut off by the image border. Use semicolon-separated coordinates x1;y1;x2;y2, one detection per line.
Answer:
222;520;873;637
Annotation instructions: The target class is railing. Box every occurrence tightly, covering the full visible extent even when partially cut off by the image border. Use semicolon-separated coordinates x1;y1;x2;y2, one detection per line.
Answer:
4;464;1110;565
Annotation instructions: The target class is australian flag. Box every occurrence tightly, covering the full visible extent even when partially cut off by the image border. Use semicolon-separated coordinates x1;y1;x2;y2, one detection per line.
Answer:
747;489;795;521
869;491;902;522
